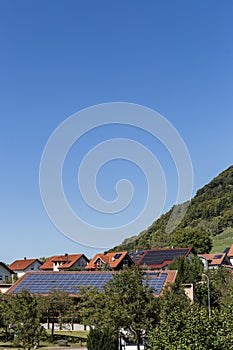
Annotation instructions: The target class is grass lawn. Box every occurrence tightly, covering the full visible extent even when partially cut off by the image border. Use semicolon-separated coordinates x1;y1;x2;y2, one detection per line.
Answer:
47;330;89;338
0;330;88;349
211;228;233;253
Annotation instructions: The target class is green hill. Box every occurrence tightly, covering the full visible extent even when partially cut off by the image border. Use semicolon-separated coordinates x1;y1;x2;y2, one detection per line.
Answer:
111;166;233;253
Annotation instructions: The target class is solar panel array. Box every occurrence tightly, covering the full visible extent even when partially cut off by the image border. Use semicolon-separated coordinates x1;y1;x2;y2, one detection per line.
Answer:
114;253;122;259
10;271;168;296
12;273;114;295
140;248;189;265
147;273;167;295
213;254;222;259
130;250;145;263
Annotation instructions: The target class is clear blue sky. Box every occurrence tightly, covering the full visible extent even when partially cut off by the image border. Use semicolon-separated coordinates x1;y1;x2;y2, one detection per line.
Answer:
1;0;233;263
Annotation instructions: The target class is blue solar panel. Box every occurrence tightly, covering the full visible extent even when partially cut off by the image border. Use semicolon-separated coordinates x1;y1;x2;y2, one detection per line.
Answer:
148;273;167;294
10;271;168;296
114;253;122;259
144;273;167;295
145;272;159;277
12;273;114;295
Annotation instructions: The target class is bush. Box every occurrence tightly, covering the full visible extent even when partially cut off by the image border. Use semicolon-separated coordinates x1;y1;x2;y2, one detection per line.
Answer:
87;327;118;350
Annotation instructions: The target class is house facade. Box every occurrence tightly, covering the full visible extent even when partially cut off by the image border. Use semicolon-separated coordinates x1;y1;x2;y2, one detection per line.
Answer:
198;253;231;269
0;262;14;283
9;258;42;278
40;254;89;271
85;252;134;270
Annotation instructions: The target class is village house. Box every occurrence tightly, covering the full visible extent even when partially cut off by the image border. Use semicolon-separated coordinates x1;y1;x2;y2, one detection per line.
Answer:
0;261;15;284
85;251;134;270
40;253;89;271
9;258;42;278
134;247;193;270
198;253;231;270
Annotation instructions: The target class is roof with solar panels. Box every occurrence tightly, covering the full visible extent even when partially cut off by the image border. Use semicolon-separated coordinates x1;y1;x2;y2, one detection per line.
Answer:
197;253;231;268
135;247;193;269
6;270;177;297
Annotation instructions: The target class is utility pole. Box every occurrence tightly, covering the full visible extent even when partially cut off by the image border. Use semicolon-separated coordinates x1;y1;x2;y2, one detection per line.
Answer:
202;273;211;317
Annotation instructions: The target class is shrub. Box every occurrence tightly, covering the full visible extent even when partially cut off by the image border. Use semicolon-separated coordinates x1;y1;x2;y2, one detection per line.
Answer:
87;327;118;350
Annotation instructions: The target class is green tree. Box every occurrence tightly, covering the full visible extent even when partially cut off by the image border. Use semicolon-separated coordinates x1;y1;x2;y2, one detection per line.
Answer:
171;228;212;254
195;267;233;310
167;255;203;286
38;289;74;341
80;266;159;350
148;303;233;350
4;289;43;350
87;327;118;350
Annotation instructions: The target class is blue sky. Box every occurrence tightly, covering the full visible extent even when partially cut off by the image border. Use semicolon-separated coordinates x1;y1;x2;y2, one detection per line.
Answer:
1;0;233;263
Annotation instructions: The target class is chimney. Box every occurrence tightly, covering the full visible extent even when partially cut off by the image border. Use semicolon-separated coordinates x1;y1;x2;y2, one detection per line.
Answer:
24;257;27;260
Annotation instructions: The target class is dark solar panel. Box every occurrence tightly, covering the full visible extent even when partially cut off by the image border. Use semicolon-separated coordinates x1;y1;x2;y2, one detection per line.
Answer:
130;251;145;263
12;273;113;295
140;249;189;265
114;253;122;259
213;254;222;259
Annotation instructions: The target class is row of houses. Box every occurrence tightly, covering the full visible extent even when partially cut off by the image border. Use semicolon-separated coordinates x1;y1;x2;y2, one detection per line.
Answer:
1;244;233;286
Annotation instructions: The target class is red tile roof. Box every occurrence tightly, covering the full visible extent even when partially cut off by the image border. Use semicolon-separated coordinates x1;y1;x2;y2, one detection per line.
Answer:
227;244;233;258
85;251;131;270
198;253;228;266
40;254;87;270
9;259;41;271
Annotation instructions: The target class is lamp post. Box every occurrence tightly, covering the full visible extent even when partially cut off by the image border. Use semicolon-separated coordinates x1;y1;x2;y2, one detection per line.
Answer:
202;273;211;317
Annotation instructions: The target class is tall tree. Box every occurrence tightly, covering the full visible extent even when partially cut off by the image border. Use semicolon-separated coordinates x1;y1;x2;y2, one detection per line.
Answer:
167;255;203;286
171;228;212;254
38;289;74;340
80;266;159;350
4;289;42;350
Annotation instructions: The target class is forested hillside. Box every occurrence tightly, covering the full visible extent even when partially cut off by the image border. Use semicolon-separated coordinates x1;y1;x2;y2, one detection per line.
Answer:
112;166;233;253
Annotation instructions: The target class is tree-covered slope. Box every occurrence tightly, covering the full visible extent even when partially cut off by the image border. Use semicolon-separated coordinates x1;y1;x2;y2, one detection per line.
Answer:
112;166;233;253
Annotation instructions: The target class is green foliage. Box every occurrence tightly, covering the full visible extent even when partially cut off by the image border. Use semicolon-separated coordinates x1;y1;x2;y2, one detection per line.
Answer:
37;289;75;341
87;327;118;350
3;289;43;349
167;255;204;285
147;304;233;349
80;266;159;350
112;166;233;252
170;228;213;254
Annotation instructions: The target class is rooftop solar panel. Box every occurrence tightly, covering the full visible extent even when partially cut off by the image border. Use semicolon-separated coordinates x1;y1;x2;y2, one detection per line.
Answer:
145;273;167;295
12;273;114;295
9;271;168;296
130;251;145;263
140;249;189;266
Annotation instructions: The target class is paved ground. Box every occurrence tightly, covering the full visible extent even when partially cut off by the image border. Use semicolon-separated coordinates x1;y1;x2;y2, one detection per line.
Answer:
0;347;87;350
41;346;87;350
43;348;87;350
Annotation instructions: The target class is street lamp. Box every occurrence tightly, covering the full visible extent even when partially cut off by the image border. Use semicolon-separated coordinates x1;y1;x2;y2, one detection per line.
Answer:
202;273;211;317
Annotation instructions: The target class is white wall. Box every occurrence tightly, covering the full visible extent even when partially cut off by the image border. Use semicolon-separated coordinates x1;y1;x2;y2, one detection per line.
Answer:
14;260;42;277
0;265;12;282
